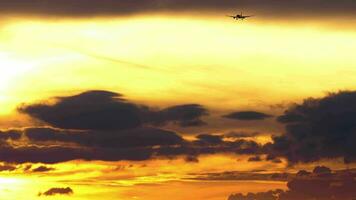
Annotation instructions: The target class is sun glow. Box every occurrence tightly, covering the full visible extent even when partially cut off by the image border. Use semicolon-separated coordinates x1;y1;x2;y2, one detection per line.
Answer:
1;16;356;115
0;53;33;91
0;53;39;114
0;177;22;185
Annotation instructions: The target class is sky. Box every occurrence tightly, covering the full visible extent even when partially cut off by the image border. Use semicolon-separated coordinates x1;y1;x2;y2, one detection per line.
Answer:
0;1;356;200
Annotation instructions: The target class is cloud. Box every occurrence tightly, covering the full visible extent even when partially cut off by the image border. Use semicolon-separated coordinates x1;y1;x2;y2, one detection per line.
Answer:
224;131;262;138
313;166;332;176
157;135;263;158
248;155;262;162
39;187;73;196
0;130;21;141
195;134;223;144
185;155;199;163
0;126;182;164
0;128;264;164
193;171;292;182
0;142;155;164
269;91;356;163
0;164;16;172
18;90;145;130
228;190;284;200
1;0;356;19
150;104;208;127
25;127;184;149
32;166;55;172
19;90;208;130
228;166;356;200
223;111;272;121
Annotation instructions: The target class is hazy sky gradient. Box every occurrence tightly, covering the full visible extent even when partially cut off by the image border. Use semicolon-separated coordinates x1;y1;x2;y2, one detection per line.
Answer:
1;2;356;199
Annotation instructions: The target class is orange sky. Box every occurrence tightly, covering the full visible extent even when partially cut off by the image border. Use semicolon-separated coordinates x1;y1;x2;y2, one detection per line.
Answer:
1;10;356;200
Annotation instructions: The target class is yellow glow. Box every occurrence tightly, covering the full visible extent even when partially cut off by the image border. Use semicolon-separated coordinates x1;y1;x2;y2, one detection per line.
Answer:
0;177;25;185
0;157;287;200
0;53;36;107
0;16;355;118
0;14;355;199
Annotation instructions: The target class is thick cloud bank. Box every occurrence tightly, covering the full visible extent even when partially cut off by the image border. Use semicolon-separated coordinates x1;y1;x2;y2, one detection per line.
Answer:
223;111;272;121
0;127;262;163
228;166;356;200
19;90;208;130
39;187;73;196
268;91;356;163
1;0;356;19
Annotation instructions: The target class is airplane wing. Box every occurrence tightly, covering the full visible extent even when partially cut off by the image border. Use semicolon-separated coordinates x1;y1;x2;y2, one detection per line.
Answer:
226;15;236;18
244;15;254;18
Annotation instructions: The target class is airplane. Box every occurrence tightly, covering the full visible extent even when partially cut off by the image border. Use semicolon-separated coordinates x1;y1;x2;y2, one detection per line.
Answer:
227;12;254;20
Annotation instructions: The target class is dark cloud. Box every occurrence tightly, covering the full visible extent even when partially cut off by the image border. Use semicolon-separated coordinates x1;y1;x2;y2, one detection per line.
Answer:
150;104;208;127
296;170;312;178
313;166;332;175
0;164;16;172
1;0;356;19
248;155;262;162
265;155;283;164
229;190;284;200
185;155;199;163
39;187;73;196
19;90;208;130
25;127;184;148
32;166;55;172
224;131;262;138
223;111;272;121
0;126;182;164
0;142;154;164
157;136;263;159
18;90;145;130
0;128;263;164
228;167;356;200
193;171;293;182
0;130;21;141
270;91;356;163
196;134;223;145
23;165;32;171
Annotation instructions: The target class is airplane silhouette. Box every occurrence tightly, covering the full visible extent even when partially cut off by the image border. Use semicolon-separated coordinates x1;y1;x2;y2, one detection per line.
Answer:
227;12;254;20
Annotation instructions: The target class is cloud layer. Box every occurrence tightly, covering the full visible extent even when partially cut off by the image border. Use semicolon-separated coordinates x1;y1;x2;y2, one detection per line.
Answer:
3;90;356;164
39;187;73;196
1;0;356;19
223;111;272;121
228;166;356;200
0;128;262;164
19;90;208;130
268;91;356;163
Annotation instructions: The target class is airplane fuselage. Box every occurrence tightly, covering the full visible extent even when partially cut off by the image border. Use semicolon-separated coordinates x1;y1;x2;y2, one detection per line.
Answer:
228;13;253;20
233;15;249;20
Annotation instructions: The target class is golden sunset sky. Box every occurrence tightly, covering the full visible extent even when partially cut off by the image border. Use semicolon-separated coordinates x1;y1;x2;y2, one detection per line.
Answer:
1;1;356;200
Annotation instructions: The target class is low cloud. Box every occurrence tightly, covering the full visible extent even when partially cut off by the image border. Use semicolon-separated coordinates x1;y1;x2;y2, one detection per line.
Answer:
224;131;262;139
32;166;55;172
25;127;184;149
195;134;223;145
223;111;272;121
0;130;21;141
248;156;262;162
0;0;356;19
0;164;16;172
39;187;73;196
193;171;293;182
228;166;356;200
269;91;356;163
19;90;208;130
0;128;263;164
